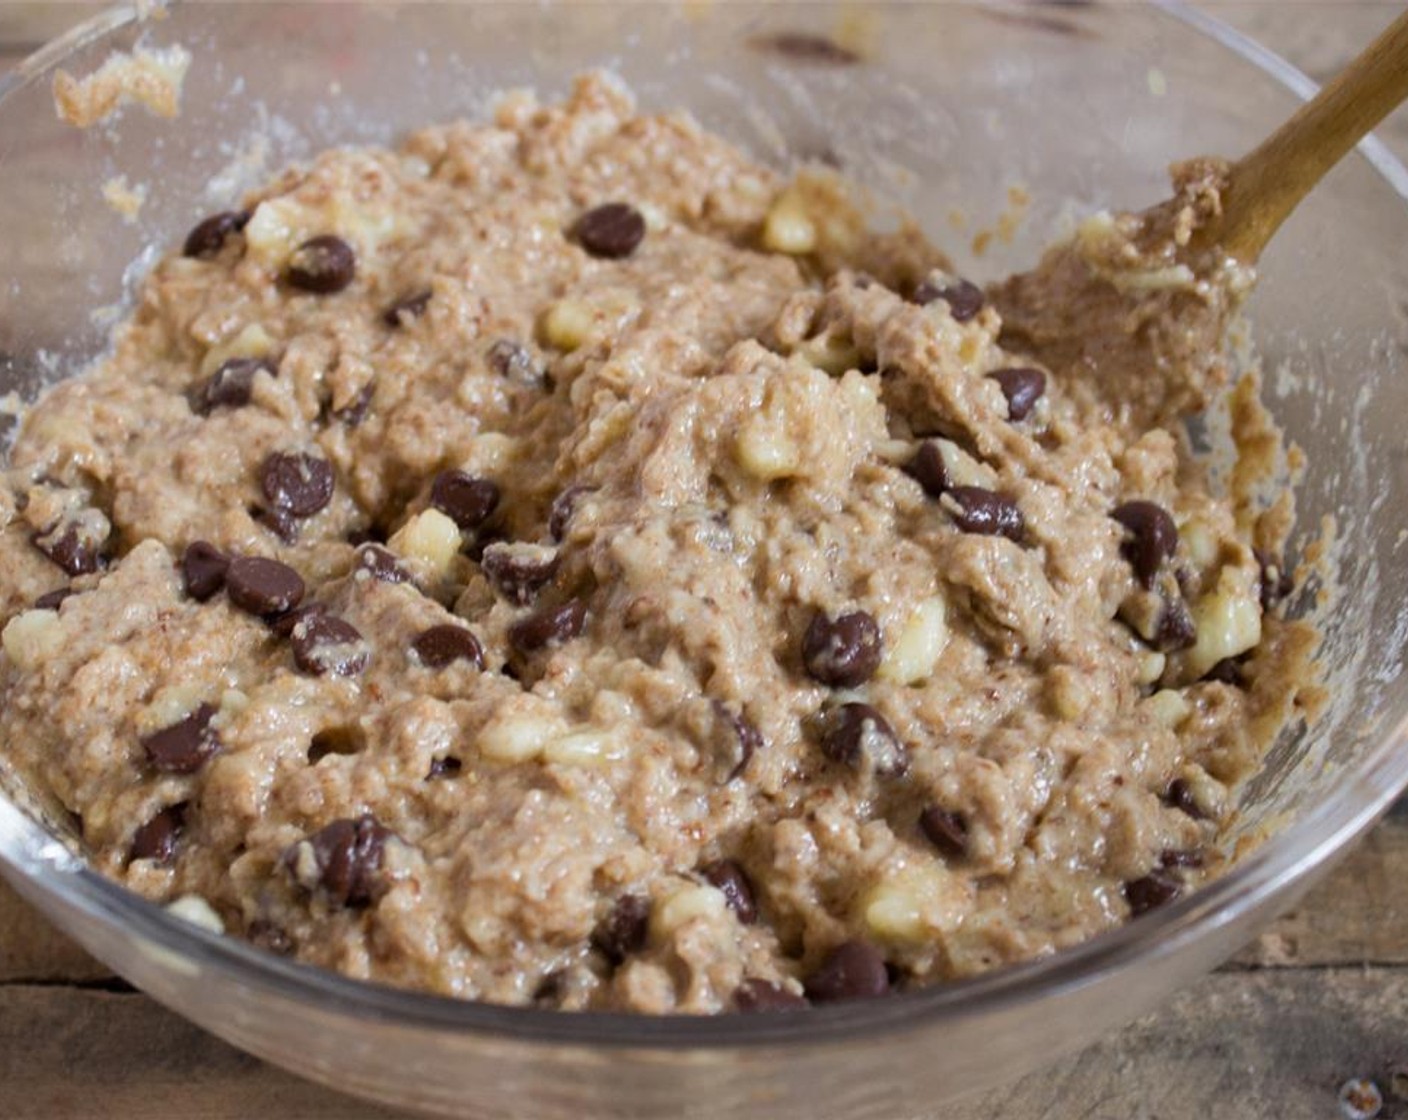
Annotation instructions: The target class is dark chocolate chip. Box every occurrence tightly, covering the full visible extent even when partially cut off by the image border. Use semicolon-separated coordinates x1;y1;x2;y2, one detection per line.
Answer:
988;367;1046;421
270;601;328;639
183;210;251;259
181;541;229;602
426;756;462;780
254;506;300;544
701;859;757;924
919;806;970;859
331;381;375;427
945;486;1024;542
820;702;907;777
247;920;293;956
289;814;394;908
355;544;410;584
286;235;356;294
346;524;387;546
33;587;74;611
1154;594;1196;652
804;940;891;1003
734;978;809;1012
130;802;187;864
429;470;500;531
142;703;220;774
1159;848;1206;869
802;609;882;688
905;441;951;498
260;451;335;519
574;202;646;260
411;623;485;670
549;484;596;542
194;356;275;414
382;290;431;328
226;556;305;617
480;542;560;606
508;598;587;655
487;338;548;388
913;277;985;322
1111;501;1179;589
592;893;650;966
1124;870;1182;916
32;523;104;576
1161;777;1208;820
1254;547;1293;611
291;613;368;677
1203;658;1246;686
712;700;763;782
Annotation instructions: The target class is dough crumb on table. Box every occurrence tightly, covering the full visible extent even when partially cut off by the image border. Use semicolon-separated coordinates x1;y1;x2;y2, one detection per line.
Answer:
0;73;1318;1014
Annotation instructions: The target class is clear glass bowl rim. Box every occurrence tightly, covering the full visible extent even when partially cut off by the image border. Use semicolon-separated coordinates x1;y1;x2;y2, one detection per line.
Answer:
0;0;1405;1051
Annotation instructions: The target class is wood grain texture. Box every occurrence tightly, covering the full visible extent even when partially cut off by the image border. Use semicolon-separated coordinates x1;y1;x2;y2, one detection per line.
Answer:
2;3;1408;1118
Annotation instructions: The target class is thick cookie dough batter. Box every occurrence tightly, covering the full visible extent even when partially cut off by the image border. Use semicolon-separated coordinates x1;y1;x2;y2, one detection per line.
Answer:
0;75;1315;1012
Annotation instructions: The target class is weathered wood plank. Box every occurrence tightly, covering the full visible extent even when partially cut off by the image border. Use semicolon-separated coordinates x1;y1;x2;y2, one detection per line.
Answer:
0;879;110;984
2;969;1406;1120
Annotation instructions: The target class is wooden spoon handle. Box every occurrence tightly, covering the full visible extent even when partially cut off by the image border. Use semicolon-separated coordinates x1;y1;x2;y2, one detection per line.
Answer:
1219;7;1408;263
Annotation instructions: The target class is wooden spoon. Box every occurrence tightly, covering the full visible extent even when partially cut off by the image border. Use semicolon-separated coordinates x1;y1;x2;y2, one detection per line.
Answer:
1214;7;1408;263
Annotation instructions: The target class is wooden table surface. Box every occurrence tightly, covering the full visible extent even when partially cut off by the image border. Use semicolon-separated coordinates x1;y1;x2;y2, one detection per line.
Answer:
2;3;1407;1118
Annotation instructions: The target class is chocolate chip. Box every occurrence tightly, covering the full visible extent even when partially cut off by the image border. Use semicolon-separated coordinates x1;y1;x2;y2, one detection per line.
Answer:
1124;870;1182;916
905;441;951;498
944;486;1024;542
142;703;220;774
820;702;907;777
183;210;251;259
426;756;462;780
574;202;646;260
1255;547;1294;611
429;470;499;531
592;893;650;965
33;587;74;611
1111;501;1179;589
1203;658;1245;686
487;338;548;388
194;356;275;414
480;542;560;605
913;277;985;322
32;523;103;576
291;614;368;677
331;382;375;427
1159;848;1205;869
226;556;305;617
181;541;229;602
804;940;891;1003
411;623;485;670
988;367;1046;421
354;544;410;584
712;700;762;782
1154;594;1196;652
254;506;301;544
919;806;969;859
269;601;327;639
734;978;809;1012
261;451;335;519
701;860;757;924
247;920;293;956
382;290;431;328
1161;777;1207;820
508;598;587;654
802;609;882;688
288;815;394;908
130;803;186;864
286;235;356;294
549;484;596;541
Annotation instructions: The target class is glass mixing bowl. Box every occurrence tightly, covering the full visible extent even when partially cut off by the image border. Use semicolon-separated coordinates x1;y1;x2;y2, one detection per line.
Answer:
1;3;1406;1117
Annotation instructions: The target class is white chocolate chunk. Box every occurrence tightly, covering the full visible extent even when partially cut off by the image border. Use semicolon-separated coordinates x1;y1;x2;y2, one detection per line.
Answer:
761;189;817;255
388;508;461;577
861;863;966;945
165;895;225;934
199;323;274;378
2;610;63;672
735;415;800;480
1143;688;1191;729
877;597;948;685
1185;567;1262;680
542;729;626;767
652;882;728;939
477;712;566;764
540;299;595;352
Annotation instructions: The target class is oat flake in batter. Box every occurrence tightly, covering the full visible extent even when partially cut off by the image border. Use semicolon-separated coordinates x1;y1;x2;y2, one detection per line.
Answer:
0;75;1317;1013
